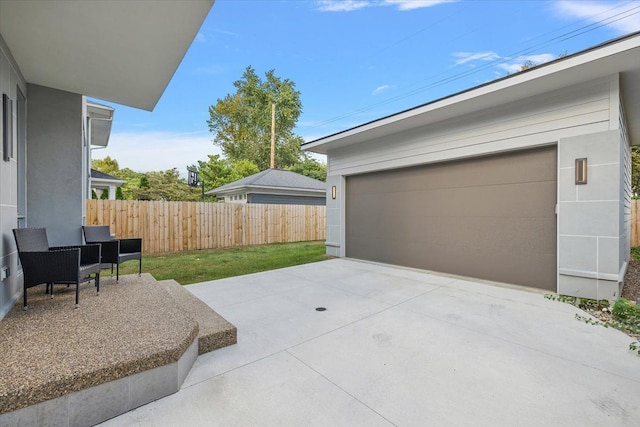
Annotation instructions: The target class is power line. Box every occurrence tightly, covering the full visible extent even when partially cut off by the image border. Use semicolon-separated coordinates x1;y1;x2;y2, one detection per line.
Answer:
309;2;640;129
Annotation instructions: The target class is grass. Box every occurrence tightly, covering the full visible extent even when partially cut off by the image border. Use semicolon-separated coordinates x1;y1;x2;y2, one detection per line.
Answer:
114;240;331;285
631;246;640;261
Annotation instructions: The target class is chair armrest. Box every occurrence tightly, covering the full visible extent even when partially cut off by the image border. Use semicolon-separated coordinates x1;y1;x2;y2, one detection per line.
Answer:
20;249;81;285
51;244;101;265
119;238;142;254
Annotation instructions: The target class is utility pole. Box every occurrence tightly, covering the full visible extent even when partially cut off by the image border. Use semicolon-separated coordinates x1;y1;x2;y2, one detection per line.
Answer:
270;102;276;169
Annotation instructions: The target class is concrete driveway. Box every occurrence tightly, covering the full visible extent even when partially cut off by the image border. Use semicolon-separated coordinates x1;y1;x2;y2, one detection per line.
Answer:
102;259;640;426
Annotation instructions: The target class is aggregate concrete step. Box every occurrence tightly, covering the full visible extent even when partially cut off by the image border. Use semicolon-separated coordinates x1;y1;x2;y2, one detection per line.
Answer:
158;279;237;354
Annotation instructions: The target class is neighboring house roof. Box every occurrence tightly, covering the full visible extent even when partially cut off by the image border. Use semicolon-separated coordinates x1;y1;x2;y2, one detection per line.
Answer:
90;169;125;186
206;169;326;196
304;31;640;153
0;1;213;111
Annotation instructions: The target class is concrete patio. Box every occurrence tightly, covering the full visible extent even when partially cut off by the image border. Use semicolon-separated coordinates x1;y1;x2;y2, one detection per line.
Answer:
102;259;640;426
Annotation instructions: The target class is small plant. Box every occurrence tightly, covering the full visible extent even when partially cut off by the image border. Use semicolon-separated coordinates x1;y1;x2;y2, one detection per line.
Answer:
612;298;640;325
630;246;640;261
548;294;639;355
544;294;577;304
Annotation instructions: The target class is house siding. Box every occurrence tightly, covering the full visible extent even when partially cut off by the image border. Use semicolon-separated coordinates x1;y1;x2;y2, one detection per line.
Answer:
0;34;27;319
248;193;326;206
328;77;613;177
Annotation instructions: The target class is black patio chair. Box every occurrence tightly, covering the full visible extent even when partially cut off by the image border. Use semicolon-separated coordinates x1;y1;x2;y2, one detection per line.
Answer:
82;225;142;282
13;228;101;310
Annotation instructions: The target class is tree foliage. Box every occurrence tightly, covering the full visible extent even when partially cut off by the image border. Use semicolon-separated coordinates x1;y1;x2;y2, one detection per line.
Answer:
92;156;120;175
130;169;203;201
632;147;640;198
286;156;327;182
207;66;304;170
92;158;204;201
190;155;260;191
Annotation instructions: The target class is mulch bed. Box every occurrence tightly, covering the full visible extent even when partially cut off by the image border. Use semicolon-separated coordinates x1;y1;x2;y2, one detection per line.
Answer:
622;259;640;302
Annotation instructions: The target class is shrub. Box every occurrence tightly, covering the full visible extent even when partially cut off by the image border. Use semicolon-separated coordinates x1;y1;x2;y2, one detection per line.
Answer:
613;298;640;326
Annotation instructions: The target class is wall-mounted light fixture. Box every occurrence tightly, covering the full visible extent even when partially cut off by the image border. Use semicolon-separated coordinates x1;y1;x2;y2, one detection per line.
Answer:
575;158;587;185
331;186;337;199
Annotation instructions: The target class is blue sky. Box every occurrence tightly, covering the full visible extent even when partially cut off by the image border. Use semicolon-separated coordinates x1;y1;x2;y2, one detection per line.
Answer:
92;0;640;174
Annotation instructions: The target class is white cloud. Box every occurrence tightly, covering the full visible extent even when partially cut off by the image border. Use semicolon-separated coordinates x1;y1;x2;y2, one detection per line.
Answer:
453;50;558;74
554;1;640;34
372;85;391;95
316;1;370;12
317;0;457;12
452;51;501;65
383;0;458;11
496;63;526;74
93;131;222;176
496;53;557;73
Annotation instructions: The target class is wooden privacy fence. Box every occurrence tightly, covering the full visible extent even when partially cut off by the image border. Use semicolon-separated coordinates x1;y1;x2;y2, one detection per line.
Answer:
633;200;640;247
86;200;326;254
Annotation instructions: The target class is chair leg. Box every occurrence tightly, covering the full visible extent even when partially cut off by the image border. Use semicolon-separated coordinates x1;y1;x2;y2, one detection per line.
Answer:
23;285;27;311
96;273;100;295
75;281;79;309
139;258;142;277
116;263;119;283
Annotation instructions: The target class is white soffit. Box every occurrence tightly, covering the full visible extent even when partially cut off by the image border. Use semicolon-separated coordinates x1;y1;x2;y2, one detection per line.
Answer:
304;32;640;153
0;0;214;111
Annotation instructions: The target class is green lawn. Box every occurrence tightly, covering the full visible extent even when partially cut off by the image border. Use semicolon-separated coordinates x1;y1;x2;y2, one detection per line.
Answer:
115;241;331;285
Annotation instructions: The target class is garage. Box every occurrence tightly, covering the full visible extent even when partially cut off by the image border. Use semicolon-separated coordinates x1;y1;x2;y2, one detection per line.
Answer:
345;146;557;290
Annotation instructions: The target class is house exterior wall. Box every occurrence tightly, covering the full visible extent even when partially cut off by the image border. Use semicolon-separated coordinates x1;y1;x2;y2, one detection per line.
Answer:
247;193;326;206
26;84;84;246
0;34;27;319
223;193;248;203
557;130;627;300
325;74;628;298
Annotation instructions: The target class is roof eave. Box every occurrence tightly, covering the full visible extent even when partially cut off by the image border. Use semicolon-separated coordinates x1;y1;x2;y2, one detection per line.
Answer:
0;0;214;111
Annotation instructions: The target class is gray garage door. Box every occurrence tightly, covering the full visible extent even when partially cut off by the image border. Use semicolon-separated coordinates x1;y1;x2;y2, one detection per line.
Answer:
345;146;557;291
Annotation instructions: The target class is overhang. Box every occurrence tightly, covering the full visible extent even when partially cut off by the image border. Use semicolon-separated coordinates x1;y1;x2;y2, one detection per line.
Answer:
87;101;114;147
0;0;214;111
304;31;640;153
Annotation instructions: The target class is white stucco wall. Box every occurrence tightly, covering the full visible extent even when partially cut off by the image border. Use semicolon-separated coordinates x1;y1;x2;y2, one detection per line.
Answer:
0;34;26;319
26;84;84;246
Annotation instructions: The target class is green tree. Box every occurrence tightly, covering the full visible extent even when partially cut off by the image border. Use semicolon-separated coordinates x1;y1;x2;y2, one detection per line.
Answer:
100;189;109;200
191;155;260;191
92;156;120;175
130;169;203;201
207;66;304;170
115;186;124;200
632;147;640;198
285;156;327;181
